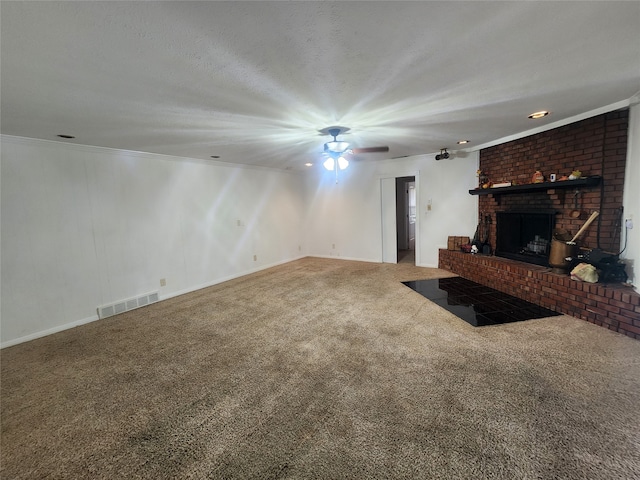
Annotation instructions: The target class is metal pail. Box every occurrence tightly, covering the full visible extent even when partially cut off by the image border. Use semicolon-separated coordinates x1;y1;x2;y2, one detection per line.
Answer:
549;239;577;274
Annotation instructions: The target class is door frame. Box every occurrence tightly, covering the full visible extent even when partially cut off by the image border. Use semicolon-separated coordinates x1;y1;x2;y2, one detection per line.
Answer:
380;171;420;264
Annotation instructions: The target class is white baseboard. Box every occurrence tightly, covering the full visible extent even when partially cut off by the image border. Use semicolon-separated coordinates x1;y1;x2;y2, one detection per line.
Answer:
310;254;381;263
418;262;439;268
311;254;438;269
1;314;100;349
161;255;307;301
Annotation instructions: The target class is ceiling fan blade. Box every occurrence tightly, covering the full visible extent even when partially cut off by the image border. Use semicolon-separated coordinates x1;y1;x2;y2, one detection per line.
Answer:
350;146;389;154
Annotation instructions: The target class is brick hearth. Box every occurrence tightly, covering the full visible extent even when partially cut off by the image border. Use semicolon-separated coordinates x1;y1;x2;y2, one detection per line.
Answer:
439;249;640;340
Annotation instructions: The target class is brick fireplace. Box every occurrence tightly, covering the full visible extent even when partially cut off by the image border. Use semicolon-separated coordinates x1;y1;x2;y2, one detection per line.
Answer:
477;109;628;252
438;109;640;340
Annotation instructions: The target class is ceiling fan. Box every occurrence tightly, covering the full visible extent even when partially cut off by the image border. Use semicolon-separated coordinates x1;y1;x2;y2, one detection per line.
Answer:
320;126;389;181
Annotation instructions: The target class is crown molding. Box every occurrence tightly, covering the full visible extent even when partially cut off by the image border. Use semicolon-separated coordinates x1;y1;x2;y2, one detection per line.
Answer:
0;135;302;175
470;98;634;153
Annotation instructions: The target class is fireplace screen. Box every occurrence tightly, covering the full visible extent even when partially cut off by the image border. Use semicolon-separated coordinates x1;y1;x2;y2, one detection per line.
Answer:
495;212;556;266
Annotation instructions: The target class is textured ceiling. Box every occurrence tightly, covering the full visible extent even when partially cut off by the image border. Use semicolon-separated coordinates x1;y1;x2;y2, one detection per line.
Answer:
2;1;639;170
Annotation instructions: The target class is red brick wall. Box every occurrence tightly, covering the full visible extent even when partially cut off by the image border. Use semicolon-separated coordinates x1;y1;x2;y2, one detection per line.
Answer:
478;110;628;252
439;249;640;340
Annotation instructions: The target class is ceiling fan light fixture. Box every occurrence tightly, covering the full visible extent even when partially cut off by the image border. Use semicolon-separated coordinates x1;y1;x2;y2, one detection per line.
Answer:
323;157;335;171
324;140;350;153
338;156;349;170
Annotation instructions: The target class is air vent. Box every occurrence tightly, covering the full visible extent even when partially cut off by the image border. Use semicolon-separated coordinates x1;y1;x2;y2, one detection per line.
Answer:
114;302;126;315
97;291;159;319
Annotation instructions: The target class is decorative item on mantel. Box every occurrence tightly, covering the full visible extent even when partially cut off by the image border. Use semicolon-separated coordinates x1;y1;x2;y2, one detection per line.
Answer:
558;170;583;181
476;169;491;189
531;170;545;183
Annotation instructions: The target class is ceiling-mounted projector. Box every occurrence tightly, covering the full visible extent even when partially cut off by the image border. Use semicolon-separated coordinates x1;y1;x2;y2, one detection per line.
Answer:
435;148;450;160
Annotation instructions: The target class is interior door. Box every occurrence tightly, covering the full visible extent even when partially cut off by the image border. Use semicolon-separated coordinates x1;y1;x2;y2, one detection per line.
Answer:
408;181;416;249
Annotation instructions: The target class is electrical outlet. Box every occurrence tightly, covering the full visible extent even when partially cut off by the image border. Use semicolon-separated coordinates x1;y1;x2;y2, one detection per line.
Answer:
626;219;633;229
253;254;257;261
160;278;166;287
332;243;336;249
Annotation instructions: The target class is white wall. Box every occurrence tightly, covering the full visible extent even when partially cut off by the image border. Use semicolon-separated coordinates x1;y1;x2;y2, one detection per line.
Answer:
303;151;479;267
1;136;305;346
621;102;640;287
302;163;385;262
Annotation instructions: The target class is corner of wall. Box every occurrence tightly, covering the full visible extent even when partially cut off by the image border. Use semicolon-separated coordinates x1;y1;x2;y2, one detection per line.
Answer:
621;103;640;288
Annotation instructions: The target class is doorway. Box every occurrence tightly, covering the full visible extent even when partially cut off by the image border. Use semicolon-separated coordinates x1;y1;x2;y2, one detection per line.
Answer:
381;173;419;265
396;177;416;264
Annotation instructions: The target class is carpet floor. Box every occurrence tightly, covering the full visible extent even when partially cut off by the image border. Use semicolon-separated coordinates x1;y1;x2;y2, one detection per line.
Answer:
2;257;640;479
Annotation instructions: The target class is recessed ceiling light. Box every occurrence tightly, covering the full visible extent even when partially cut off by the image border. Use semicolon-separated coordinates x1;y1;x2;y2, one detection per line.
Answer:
305;162;313;167
57;134;75;139
210;155;220;159
528;111;550;119
457;140;470;145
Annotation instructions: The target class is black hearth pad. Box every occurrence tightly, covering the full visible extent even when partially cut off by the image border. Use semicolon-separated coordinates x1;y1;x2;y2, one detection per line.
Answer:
402;277;559;327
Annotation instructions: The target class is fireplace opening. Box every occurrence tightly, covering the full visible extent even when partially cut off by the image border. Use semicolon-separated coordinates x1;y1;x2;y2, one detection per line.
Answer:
495;211;556;266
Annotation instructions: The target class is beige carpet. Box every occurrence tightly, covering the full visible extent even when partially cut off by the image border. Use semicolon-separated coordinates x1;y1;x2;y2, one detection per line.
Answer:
2;257;640;479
